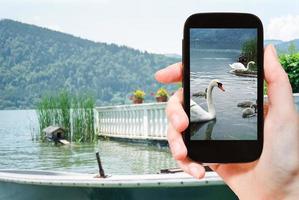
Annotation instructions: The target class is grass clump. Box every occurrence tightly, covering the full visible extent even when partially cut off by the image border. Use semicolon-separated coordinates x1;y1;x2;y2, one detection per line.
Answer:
36;90;95;143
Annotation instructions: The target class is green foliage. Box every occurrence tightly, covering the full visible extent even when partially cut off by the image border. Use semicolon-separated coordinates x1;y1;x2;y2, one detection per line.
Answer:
133;90;145;100
58;91;71;136
156;88;168;97
36;91;95;143
241;38;257;70
72;94;95;143
279;53;299;93
264;80;268;95
0;19;179;109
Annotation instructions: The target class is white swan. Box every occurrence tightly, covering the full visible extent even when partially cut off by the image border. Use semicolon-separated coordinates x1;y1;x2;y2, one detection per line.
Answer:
229;61;255;71
190;79;225;122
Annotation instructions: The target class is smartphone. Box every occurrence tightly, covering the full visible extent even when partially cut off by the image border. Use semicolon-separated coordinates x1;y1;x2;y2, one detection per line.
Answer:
182;13;263;163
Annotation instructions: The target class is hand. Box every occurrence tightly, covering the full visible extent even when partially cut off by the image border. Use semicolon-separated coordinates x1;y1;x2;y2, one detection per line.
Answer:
155;45;299;199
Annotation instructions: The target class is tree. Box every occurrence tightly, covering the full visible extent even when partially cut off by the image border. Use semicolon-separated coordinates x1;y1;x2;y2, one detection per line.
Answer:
279;53;299;93
241;38;257;63
0;19;179;109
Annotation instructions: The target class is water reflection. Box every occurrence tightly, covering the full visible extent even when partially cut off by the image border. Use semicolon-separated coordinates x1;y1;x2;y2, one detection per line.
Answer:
190;120;216;140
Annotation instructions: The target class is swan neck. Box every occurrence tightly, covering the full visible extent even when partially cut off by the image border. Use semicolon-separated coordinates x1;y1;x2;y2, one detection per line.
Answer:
207;84;216;117
246;62;253;70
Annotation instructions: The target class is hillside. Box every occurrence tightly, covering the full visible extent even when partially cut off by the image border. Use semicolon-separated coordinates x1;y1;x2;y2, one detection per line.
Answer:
275;39;299;53
0;19;179;109
190;29;257;49
264;39;283;46
264;39;299;53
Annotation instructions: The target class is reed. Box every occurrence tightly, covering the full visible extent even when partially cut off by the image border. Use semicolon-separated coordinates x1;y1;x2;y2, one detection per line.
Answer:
36;91;95;143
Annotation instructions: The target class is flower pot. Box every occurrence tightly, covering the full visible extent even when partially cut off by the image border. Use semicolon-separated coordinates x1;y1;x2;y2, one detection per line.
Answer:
156;96;168;102
133;98;143;104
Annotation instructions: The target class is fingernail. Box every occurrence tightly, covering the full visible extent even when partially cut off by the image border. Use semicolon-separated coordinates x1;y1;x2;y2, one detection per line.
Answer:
190;166;200;178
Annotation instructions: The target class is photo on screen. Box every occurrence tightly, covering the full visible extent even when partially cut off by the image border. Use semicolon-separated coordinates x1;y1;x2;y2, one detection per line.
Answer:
190;28;258;140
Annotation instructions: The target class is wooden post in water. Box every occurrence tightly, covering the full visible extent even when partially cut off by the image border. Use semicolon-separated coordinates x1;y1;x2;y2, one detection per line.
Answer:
95;152;106;178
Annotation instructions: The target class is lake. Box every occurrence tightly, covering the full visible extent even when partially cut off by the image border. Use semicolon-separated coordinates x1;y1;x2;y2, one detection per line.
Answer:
0;110;176;174
0;98;298;173
190;49;258;140
190;49;299;140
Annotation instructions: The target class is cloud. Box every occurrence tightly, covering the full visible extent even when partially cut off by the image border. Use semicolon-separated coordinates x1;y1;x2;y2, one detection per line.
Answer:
32;16;41;22
266;15;299;41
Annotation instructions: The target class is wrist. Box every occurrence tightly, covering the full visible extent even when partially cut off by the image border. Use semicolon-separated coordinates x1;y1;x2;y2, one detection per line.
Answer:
266;173;299;200
238;173;299;200
284;176;299;200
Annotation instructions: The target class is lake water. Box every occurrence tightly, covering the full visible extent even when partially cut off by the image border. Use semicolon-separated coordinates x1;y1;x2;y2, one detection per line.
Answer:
0;99;298;174
190;49;258;140
0;110;176;174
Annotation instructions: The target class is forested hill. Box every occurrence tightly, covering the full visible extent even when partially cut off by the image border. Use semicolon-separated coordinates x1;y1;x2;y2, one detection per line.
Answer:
0;19;178;109
190;29;257;49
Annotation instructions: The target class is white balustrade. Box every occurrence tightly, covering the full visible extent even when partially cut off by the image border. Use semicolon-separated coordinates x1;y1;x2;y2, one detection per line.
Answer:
95;93;299;141
95;102;168;140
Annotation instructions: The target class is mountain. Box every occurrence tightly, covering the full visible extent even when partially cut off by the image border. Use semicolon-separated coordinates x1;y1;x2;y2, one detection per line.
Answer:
264;39;283;46
0;19;179;109
164;53;182;59
189;28;299;52
190;29;257;49
264;39;299;53
275;39;299;53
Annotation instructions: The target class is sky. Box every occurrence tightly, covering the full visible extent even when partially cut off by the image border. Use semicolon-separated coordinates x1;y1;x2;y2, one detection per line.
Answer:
0;0;299;54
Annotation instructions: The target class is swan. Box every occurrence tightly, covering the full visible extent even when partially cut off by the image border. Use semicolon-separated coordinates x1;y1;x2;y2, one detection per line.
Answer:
191;79;225;122
242;104;257;118
229;61;255;71
237;100;255;108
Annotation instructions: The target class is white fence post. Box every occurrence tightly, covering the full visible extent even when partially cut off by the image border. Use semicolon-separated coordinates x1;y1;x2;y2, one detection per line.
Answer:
96;102;167;140
143;108;148;139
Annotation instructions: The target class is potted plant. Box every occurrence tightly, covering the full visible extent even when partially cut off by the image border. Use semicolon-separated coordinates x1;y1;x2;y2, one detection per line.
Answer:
132;90;145;104
155;88;168;102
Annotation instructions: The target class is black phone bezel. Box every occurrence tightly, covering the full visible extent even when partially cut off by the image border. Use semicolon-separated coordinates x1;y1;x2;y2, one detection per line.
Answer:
183;13;264;163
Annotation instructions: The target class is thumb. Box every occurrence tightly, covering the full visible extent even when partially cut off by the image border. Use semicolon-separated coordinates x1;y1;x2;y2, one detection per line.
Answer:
264;45;295;114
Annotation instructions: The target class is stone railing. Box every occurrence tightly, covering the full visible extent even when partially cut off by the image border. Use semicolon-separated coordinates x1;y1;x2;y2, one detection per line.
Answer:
95;103;168;140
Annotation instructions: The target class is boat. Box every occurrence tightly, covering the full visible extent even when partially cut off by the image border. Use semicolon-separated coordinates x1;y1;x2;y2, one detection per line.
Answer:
0;170;237;200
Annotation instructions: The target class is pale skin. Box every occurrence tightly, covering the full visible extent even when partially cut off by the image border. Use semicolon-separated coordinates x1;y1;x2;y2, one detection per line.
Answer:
155;45;299;199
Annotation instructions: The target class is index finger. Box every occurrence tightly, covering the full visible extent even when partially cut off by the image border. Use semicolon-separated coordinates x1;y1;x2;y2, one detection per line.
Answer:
155;62;183;83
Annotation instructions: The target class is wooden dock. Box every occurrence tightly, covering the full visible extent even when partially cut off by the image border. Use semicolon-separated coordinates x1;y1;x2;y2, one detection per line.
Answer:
95;102;168;141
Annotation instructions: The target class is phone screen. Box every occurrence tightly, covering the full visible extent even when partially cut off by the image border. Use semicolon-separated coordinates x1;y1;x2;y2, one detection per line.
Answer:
189;28;258;140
